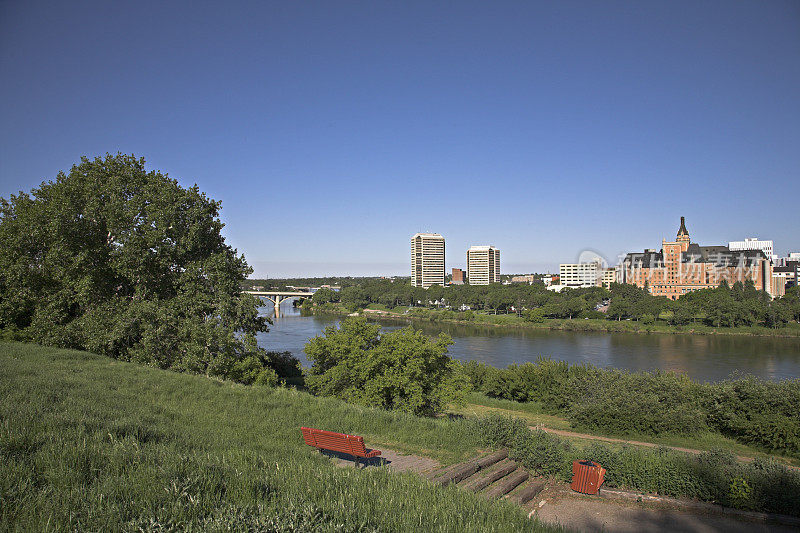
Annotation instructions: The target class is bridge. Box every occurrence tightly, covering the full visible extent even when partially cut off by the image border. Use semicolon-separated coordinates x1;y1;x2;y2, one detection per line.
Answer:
244;290;315;310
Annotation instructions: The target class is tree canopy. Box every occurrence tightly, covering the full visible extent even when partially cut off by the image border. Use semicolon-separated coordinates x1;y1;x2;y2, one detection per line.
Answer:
0;154;276;382
304;317;466;415
301;276;799;330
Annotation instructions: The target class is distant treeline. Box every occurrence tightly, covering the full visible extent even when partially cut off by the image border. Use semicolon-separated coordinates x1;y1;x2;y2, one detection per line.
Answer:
308;278;800;329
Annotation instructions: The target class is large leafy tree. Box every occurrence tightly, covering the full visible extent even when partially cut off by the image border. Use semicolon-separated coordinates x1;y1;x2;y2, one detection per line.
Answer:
304;317;466;415
0;154;271;380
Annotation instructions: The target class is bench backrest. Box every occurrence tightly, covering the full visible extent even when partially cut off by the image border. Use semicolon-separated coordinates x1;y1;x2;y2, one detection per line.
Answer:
301;427;368;457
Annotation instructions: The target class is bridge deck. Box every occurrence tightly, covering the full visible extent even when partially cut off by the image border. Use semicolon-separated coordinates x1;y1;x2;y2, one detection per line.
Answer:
245;291;315;297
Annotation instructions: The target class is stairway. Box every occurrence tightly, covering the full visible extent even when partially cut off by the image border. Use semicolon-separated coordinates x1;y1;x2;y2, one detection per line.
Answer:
427;449;545;506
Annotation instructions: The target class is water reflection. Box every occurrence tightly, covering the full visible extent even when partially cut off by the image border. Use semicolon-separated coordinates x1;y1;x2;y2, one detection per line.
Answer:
256;304;800;382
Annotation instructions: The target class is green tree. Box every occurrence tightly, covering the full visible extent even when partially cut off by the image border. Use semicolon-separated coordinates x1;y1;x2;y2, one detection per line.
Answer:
524;308;546;323
339;286;368;312
304;317;466;415
669;300;697;325
0;154;270;380
564;297;587;319
427;284;445;307
311;287;338;305
777;286;800;323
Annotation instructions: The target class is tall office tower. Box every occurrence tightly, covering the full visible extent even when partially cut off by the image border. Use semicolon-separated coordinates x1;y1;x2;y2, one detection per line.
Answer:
467;245;500;285
411;233;445;287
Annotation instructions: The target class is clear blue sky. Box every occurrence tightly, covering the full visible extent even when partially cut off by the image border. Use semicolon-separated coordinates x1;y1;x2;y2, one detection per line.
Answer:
2;1;798;277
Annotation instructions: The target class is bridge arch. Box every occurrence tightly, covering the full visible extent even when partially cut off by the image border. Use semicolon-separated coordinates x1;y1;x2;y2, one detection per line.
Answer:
244;290;315;310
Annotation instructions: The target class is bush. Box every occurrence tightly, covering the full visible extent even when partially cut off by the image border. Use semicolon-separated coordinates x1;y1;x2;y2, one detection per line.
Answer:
460;360;500;391
468;415;800;516
463;359;800;454
229;350;302;387
304;318;466;416
524;309;545;323
509;430;573;479
480;359;571;409
705;376;800;455
567;370;707;436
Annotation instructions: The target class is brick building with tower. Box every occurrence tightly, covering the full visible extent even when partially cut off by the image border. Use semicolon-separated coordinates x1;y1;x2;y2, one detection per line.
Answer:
620;217;774;299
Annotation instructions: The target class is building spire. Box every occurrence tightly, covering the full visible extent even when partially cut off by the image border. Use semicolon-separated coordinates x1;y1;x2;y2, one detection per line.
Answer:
677;216;689;237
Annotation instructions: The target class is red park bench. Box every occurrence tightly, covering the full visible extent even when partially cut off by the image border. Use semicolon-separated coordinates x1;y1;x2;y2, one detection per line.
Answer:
301;427;382;467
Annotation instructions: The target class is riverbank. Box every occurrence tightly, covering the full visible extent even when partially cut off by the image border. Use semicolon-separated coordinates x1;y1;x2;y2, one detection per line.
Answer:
311;304;800;338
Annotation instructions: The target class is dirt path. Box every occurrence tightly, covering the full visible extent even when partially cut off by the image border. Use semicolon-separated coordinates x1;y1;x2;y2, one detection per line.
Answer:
320;447;800;531
534;492;800;533
534;425;800;471
322;447;440;474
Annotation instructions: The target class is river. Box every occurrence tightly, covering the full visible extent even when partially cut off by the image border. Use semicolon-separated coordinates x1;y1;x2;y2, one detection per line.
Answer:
255;304;800;382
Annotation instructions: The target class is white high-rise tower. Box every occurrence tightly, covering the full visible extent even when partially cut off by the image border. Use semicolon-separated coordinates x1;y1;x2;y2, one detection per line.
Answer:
411;233;445;288
467;245;500;285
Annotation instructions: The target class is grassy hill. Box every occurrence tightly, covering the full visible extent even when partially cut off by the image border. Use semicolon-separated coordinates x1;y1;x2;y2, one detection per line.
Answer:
0;342;558;532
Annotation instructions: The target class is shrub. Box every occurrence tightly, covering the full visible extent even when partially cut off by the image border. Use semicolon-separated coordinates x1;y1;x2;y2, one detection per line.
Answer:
460;360;500;391
230;350;302;387
524;309;545;323
482;359;571;408
465;359;800;454
304;318;466;416
567;370;708;436
577;310;606;320
470;415;800;516
509;430;573;479
705;376;800;455
728;477;752;509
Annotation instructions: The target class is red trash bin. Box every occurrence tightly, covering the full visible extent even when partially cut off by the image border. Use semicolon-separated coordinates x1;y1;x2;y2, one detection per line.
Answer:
570;460;606;495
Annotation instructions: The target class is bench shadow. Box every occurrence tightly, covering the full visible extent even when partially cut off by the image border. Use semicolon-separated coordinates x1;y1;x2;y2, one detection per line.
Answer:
319;449;389;468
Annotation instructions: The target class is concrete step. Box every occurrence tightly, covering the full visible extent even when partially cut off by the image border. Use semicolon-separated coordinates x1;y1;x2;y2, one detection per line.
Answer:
508;479;546;505
485;469;529;500
461;459;518;492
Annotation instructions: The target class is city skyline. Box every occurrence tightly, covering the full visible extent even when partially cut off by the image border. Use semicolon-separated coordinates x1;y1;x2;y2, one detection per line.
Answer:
1;2;799;278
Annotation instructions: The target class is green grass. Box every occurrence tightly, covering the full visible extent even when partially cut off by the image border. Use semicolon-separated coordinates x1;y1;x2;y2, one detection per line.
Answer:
364;303;393;312
0;342;560;532
456;393;800;468
453;393;572;431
